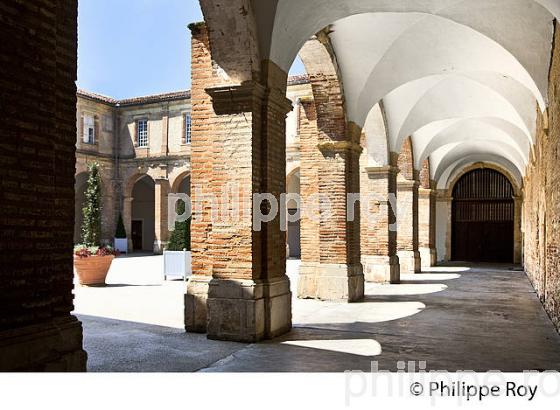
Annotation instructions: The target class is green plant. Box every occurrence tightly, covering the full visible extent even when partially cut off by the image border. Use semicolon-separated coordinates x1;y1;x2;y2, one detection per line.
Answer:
167;199;191;251
80;162;102;247
74;244;118;258
115;213;127;239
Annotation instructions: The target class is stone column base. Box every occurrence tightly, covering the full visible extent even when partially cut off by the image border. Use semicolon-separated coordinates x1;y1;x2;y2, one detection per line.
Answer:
397;250;421;274
185;274;211;333
0;316;87;372
298;263;365;302
206;275;292;343
419;247;437;269
362;255;400;284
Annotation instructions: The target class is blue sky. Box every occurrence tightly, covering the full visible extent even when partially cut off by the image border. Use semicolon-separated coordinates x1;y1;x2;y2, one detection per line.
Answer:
78;0;305;99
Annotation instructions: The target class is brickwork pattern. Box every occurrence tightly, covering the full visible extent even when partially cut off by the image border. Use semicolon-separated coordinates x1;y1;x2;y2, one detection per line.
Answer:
397;138;421;273
187;21;292;341
300;37;362;267
524;22;560;331
299;99;321;265
0;0;86;370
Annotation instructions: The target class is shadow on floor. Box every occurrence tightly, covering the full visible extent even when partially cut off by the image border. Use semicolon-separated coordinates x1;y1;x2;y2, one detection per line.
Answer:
78;264;560;372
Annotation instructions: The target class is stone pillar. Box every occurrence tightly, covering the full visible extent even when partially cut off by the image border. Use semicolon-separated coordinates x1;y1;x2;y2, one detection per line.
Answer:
154;178;170;254
361;164;400;284
185;24;292;342
397;177;421;274
298;99;365;301
436;191;453;262
419;188;437;268
123;196;134;251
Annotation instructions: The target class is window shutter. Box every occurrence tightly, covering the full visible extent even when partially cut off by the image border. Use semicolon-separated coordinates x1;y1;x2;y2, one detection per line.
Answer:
182;113;186;145
133;120;138;147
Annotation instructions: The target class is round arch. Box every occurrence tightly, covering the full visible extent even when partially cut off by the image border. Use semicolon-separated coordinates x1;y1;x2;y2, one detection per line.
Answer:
447;163;522;198
171;171;191;194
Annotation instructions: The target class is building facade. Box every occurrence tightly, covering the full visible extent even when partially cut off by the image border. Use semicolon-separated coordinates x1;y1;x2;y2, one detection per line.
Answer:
75;76;311;254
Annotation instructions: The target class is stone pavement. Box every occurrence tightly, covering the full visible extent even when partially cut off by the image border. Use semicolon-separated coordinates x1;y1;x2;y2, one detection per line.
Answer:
74;257;560;372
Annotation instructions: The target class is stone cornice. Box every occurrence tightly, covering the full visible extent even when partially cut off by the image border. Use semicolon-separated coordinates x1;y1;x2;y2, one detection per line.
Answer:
318;141;363;155
365;165;399;176
206;81;292;116
397;178;420;190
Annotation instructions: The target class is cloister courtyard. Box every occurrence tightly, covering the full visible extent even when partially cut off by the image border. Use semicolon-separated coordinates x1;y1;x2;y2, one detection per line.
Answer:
74;256;560;372
4;0;560;381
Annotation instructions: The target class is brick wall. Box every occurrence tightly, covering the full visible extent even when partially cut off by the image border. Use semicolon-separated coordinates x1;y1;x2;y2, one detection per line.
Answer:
0;0;86;370
300;37;361;267
299;99;321;264
524;22;560;331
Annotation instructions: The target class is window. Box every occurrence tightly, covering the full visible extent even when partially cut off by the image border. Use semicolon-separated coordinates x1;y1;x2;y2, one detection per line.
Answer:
137;120;148;147
83;114;95;144
184;114;192;144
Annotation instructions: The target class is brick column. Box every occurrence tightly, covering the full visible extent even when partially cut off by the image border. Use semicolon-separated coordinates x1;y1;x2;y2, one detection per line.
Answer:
0;0;86;371
298;98;321;271
154;178;170;254
361;165;400;283
418;188;437;268
184;23;214;333
185;24;293;342
201;82;292;342
397;177;422;274
298;99;365;301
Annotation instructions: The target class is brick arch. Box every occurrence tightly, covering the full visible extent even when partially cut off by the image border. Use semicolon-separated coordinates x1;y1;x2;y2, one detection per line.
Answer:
171;171;191;194
419;159;431;189
298;30;349;143
446;162;522;198
296;29;364;302
398;136;416;181
197;0;261;84
124;172;155;199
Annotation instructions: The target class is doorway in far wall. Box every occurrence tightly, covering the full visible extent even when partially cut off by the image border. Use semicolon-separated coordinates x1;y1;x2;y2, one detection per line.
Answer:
132;220;143;251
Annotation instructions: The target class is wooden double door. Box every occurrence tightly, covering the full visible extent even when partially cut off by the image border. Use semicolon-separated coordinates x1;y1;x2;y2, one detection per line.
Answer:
452;169;514;263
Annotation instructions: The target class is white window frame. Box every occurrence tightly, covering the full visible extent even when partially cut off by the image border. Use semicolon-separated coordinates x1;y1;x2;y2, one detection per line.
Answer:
137;119;149;148
185;114;192;144
83;114;95;144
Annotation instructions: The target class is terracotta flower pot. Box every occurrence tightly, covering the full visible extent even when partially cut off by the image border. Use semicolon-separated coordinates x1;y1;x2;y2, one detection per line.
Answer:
74;255;115;286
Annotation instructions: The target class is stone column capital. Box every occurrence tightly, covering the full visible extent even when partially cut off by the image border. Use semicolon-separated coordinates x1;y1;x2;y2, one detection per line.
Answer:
365;165;399;177
206;81;293;116
318;140;363;155
418;187;436;198
397;178;420;191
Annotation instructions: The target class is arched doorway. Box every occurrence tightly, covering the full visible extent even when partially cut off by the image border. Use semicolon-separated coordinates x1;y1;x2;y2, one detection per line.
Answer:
452;168;514;263
131;175;155;252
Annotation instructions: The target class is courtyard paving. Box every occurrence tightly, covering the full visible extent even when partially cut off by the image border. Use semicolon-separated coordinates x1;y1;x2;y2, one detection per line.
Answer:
74;256;560;372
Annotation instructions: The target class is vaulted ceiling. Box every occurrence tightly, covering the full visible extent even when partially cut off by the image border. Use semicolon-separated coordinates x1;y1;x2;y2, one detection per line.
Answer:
245;0;559;185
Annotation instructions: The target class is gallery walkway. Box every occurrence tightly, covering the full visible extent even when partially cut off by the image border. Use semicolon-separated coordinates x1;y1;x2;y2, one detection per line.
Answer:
74;257;560;372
